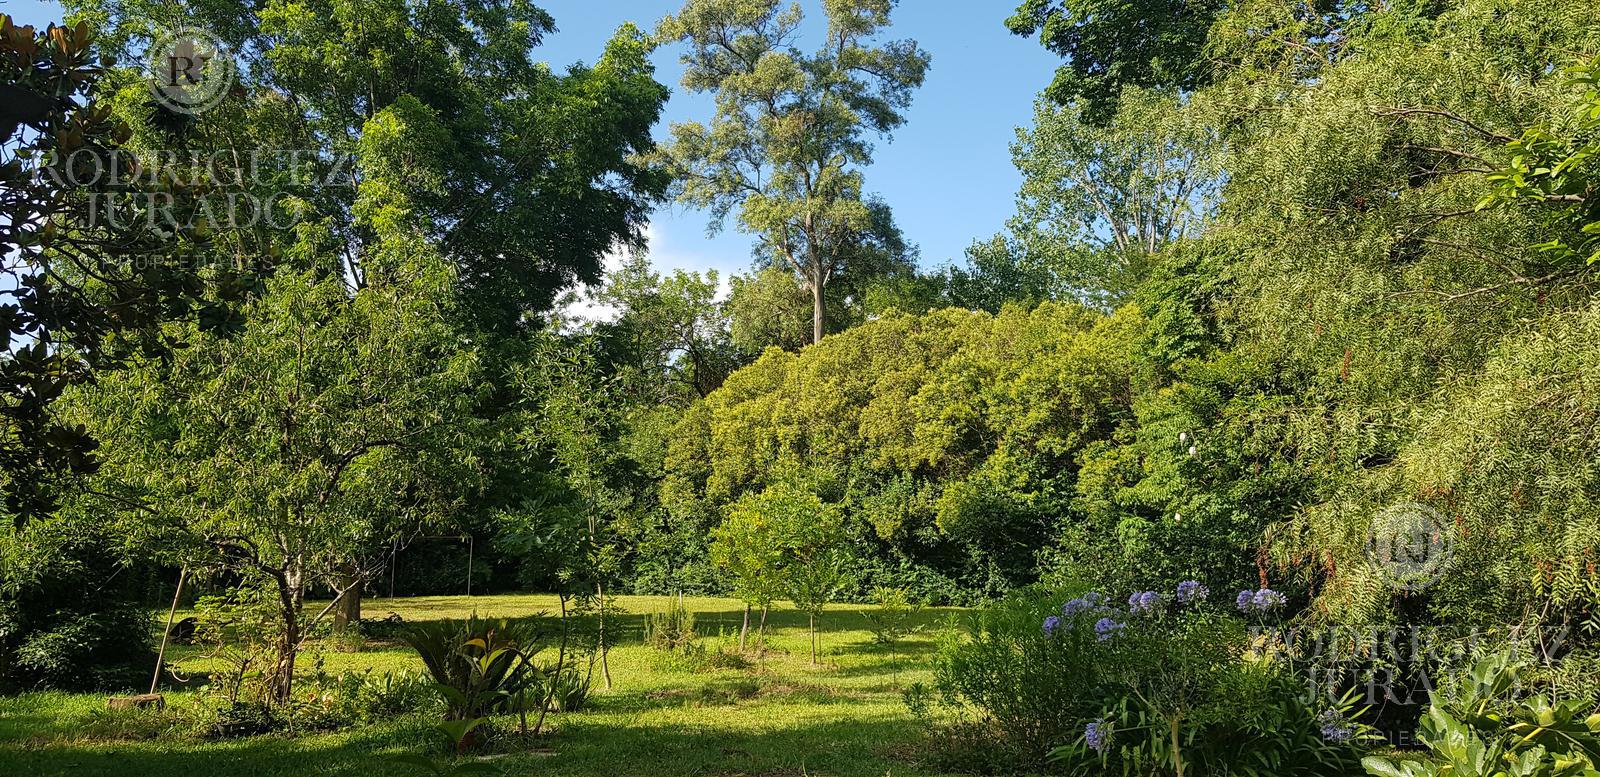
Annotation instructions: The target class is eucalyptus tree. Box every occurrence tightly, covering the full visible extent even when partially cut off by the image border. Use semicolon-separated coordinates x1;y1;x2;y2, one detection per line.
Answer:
653;0;929;345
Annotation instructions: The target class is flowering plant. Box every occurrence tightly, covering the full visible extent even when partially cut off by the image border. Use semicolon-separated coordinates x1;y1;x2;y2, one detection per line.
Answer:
1042;580;1369;776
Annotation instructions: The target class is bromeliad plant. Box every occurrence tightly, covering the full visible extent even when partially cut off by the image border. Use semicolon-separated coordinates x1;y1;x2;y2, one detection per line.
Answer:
402;616;545;727
1363;652;1600;777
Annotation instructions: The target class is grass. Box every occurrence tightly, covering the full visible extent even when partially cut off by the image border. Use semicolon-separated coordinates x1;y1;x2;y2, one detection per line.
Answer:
0;594;965;777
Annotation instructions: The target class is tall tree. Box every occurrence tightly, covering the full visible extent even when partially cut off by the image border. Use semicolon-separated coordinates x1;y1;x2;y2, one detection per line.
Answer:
1006;0;1221;123
0;15;241;522
64;0;672;626
653;0;929;345
949;89;1220;310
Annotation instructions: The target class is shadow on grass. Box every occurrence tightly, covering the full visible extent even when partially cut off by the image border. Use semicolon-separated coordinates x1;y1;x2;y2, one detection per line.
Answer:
4;713;935;777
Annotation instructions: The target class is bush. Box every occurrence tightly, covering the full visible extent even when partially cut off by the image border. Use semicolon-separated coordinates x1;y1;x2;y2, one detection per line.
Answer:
1362;652;1600;777
357;613;408;641
202;700;284;739
862;586;923;645
402;615;546;722
0;529;158;692
540;664;590;713
931;586;1116;762
932;582;1376;775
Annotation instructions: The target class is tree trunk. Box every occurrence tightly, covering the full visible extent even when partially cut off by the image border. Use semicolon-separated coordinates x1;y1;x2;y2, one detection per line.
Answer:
333;563;361;632
596;580;612;691
809;612;818;664
739;603;750;653
270;569;301;704
534;594;570;736
810;275;825;345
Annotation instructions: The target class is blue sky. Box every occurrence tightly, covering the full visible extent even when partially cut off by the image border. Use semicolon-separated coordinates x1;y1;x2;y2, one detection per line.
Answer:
3;0;1059;283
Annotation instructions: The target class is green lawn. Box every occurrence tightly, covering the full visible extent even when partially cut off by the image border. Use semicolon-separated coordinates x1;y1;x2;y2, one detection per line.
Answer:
1;594;964;776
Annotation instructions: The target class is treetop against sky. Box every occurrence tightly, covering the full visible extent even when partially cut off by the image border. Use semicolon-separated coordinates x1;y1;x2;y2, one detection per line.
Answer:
7;0;1060;285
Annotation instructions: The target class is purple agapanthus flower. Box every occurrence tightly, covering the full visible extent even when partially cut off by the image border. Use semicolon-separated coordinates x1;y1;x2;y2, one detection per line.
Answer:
1236;587;1287;613
1093;617;1125;641
1043;615;1063;637
1252;588;1287;610
1128;591;1161;615
1176;580;1209;603
1235;589;1255;611
1062;591;1107;618
1084;719;1111;753
1317;709;1353;743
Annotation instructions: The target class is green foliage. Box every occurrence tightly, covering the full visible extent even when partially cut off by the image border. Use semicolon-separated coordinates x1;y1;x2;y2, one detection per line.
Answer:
643;598;698;652
932;587;1115;761
0;14;239;521
540;664;591;713
402;616;545;722
861;587;923;646
1483;55;1600;265
951;89;1220;310
0;521;155;691
668;303;1143;600
1364;653;1600;777
653;0;930;344
1006;0;1219;122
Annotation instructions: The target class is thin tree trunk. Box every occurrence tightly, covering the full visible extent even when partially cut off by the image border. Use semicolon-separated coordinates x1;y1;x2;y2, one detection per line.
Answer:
534;594;570;736
758;605;769;648
739;603;750;653
811;275;825;345
596;580;612;691
1170;717;1185;777
809;612;818;664
333;562;361;632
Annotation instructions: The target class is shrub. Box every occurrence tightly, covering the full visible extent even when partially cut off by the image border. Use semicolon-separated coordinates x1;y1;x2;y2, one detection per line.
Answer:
357;613;408;641
540;664;590;713
931;586;1117;761
1362;652;1600;777
934;582;1376;775
0;530;157;692
202;700;284;739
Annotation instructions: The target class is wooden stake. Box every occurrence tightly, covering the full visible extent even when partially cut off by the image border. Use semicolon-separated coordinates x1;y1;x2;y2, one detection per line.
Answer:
150;567;187;695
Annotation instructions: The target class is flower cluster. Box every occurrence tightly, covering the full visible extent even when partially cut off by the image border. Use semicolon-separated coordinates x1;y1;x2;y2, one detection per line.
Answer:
1317;709;1354;743
1127;590;1161;615
1043;615;1062;637
1094;616;1126;641
1235;587;1286;613
1062;591;1108;618
1084;718;1111;754
1176;580;1209;603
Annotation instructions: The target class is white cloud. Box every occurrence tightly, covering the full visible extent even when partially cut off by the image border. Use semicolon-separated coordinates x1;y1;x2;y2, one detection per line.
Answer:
556;220;738;327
